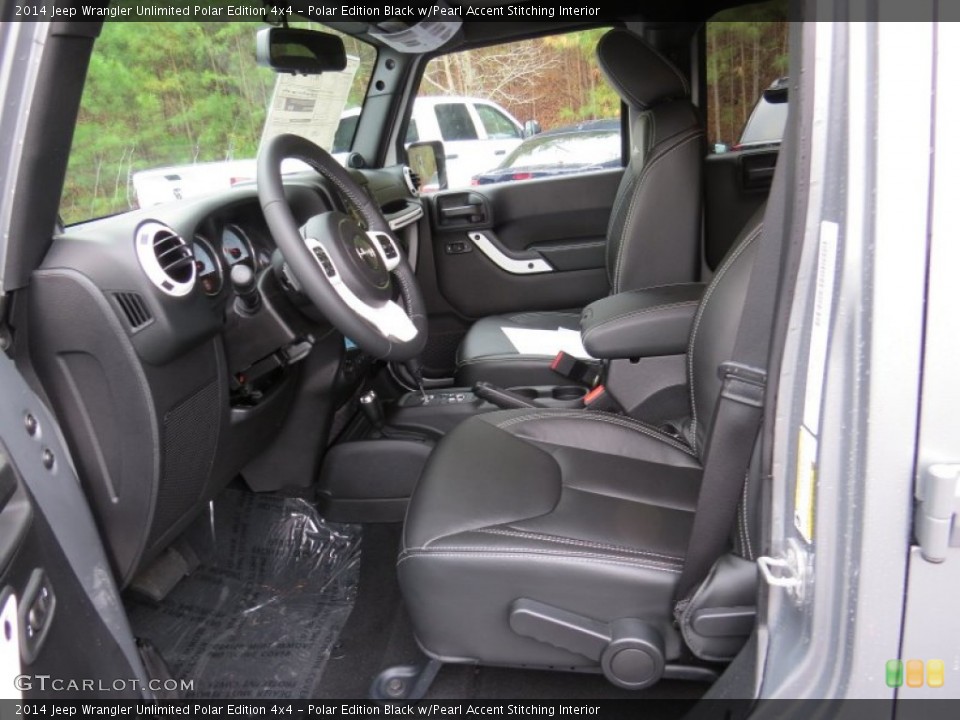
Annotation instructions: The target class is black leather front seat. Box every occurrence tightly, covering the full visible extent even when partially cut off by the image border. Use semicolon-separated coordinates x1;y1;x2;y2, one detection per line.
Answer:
455;29;704;387
399;207;766;684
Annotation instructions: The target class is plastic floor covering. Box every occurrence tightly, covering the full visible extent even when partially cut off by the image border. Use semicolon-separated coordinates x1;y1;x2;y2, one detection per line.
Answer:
126;488;361;699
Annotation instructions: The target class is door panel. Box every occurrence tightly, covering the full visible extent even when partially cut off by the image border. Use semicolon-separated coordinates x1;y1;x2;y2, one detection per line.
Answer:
0;352;146;699
704;148;779;268
426;169;620;319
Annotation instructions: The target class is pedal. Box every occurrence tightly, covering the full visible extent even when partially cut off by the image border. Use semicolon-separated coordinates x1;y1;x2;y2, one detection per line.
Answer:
128;542;200;602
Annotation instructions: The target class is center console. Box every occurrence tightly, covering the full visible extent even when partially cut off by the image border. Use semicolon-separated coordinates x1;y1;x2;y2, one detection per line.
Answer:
386;384;587;436
316;383;587;522
318;282;709;524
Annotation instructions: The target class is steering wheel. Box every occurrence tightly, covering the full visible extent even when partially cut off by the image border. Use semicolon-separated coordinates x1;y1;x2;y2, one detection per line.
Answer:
257;133;427;361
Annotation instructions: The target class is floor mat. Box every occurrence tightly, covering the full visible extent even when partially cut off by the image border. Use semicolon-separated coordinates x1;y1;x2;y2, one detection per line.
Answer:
314;523;421;698
127;488;361;699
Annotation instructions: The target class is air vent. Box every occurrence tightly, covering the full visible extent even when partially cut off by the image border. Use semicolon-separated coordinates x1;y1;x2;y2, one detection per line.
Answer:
134;221;196;297
402;165;420;196
113;292;153;331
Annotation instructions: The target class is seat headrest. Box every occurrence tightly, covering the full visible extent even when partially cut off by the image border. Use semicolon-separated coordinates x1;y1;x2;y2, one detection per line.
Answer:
597;29;690;110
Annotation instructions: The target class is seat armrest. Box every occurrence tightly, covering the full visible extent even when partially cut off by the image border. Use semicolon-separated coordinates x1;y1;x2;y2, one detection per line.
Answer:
580;283;705;359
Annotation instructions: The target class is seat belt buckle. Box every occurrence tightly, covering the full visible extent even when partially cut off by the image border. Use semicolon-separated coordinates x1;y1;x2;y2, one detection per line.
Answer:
551;351;601;387
717;362;767;408
583;385;623;413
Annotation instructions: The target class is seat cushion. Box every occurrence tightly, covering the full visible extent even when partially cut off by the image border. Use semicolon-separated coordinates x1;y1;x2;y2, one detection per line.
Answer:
399;409;701;667
454;310;586;387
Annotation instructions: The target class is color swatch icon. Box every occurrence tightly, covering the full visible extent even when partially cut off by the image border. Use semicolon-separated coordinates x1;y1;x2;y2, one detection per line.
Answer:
886;660;903;688
927;659;945;688
886;659;945;688
906;660;924;688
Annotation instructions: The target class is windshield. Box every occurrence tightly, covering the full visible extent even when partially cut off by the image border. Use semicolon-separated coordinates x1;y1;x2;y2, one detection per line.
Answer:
60;22;375;225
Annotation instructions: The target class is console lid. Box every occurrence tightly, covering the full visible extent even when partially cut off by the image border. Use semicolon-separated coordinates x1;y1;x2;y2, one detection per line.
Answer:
580;283;706;359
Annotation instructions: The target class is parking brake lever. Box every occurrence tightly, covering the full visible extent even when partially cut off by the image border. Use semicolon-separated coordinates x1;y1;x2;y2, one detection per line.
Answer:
473;381;545;410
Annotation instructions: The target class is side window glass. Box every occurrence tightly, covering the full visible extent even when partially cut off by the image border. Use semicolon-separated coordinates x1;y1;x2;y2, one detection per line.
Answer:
405;118;419;144
434;103;478;141
706;0;790;153
411;27;618;191
476;104;520;140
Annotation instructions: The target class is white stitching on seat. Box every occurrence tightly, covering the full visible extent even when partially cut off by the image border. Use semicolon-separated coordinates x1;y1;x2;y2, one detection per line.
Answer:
398;550;682;574
479;527;684;562
506;311;581;323
495;410;695;455
404;545;681;568
613;281;705;295
606;164;638;267
740;471;754;561
613;131;703;293
493;410;697;457
686;224;763;453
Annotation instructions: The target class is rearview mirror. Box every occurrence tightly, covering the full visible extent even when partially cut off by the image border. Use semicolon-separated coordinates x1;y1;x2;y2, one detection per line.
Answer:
407;141;448;194
256;28;347;74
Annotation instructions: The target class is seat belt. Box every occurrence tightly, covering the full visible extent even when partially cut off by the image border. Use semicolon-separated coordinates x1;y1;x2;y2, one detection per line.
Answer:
673;156;790;603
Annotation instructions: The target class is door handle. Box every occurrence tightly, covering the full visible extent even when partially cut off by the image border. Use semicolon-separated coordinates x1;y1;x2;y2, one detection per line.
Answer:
0;454;32;572
440;204;481;219
445;154;459;160
494;150;506;156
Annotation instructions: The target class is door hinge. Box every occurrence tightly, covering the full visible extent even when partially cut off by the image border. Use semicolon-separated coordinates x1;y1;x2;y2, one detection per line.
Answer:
914;463;960;563
757;539;810;605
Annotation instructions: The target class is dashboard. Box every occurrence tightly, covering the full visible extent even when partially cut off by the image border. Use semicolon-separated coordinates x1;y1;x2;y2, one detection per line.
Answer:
28;164;423;587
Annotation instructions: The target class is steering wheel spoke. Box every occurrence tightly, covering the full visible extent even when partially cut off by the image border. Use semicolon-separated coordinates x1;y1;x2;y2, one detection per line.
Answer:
367;230;402;272
304;237;418;343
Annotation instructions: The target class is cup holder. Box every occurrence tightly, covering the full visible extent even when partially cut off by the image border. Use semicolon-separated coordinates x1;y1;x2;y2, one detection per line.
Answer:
552;386;588;401
511;388;539;400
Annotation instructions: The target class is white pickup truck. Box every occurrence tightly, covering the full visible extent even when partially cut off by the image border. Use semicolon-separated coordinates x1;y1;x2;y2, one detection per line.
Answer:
337;96;528;189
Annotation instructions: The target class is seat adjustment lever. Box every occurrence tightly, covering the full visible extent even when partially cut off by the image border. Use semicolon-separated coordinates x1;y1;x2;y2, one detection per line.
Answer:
509;598;665;690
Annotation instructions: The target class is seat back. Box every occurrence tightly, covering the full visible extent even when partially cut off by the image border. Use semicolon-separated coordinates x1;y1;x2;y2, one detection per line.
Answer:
686;205;766;455
597;30;704;294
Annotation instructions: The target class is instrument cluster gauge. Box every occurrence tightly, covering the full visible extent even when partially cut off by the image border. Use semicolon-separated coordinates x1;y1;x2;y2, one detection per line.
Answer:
221;224;257;270
192;235;223;296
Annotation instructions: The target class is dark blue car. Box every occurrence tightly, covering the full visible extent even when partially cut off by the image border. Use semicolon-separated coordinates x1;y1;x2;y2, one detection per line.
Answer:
471;118;621;185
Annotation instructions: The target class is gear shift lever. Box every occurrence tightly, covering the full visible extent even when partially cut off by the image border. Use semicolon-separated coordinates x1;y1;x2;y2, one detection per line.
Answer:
404;358;429;405
359;390;386;431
